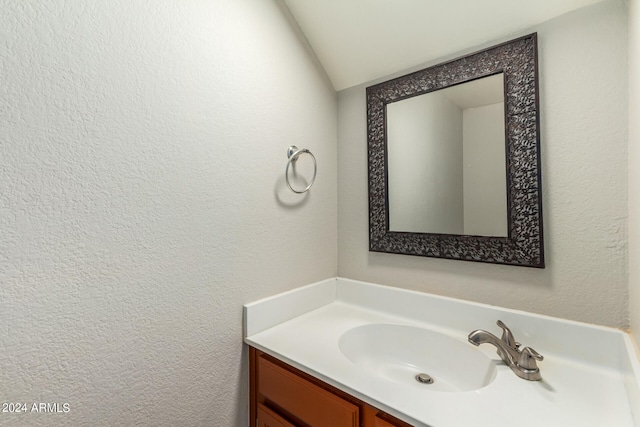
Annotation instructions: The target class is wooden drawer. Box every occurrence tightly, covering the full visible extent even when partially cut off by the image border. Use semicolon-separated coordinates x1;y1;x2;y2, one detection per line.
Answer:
374;414;410;427
257;354;359;427
257;403;296;427
250;348;414;427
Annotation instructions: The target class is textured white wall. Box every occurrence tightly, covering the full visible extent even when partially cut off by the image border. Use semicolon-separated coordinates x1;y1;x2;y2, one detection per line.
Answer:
338;0;629;328
630;0;640;344
0;1;337;426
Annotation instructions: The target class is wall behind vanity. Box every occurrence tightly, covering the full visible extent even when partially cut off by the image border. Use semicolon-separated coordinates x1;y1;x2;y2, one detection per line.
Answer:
1;0;337;426
629;0;640;345
338;0;629;328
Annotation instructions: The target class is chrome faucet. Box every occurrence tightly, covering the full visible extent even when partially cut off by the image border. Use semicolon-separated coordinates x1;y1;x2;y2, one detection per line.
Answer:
468;320;543;381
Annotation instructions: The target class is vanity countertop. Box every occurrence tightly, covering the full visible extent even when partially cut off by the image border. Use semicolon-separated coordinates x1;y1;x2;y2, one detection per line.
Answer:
244;278;640;427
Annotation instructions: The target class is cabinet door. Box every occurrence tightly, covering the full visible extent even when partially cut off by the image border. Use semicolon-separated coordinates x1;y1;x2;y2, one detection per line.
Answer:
257;404;296;427
257;354;359;427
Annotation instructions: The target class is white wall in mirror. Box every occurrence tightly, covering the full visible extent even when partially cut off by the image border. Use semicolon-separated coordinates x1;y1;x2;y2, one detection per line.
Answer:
387;88;464;234
387;74;507;237
463;101;507;237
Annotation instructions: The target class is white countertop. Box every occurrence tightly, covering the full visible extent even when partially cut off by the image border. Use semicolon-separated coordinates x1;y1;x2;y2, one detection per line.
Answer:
244;278;640;427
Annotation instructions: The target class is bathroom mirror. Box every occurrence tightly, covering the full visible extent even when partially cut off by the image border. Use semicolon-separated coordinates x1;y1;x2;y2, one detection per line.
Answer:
367;33;544;267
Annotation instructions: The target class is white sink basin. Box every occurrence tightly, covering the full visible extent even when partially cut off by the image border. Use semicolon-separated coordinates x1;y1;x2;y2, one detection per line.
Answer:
338;323;497;392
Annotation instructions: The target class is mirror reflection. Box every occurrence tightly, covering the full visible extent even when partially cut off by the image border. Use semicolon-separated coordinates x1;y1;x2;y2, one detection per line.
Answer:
387;73;507;237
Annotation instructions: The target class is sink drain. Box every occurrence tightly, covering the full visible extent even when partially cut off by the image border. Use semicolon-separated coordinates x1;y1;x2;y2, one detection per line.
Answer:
415;373;434;384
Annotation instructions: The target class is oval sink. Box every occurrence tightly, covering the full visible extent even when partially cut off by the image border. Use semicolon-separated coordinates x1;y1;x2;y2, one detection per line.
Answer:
338;324;496;392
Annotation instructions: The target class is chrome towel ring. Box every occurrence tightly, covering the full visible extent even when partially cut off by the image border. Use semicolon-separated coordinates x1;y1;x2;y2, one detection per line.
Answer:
285;145;317;194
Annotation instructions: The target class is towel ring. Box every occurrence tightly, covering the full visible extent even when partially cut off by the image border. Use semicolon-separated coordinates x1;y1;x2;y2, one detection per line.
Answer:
285;145;317;194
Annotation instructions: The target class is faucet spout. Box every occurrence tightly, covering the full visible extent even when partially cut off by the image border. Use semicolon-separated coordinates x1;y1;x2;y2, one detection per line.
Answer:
468;329;518;366
468;321;543;381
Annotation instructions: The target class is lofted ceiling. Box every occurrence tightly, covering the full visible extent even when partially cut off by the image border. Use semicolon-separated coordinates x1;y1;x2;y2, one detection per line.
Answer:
283;0;607;91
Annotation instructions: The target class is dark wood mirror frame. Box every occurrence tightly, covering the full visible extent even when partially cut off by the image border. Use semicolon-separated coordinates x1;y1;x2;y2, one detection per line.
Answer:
367;33;544;268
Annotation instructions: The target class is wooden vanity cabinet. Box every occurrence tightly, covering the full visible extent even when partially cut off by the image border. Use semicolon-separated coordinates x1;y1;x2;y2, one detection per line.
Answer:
250;348;413;427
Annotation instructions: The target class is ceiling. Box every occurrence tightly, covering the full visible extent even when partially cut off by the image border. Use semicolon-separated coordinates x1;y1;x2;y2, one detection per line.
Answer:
283;0;607;91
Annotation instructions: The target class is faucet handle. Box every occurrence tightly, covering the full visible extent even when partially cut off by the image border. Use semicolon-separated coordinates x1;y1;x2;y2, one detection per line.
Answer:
518;347;544;370
496;320;517;349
